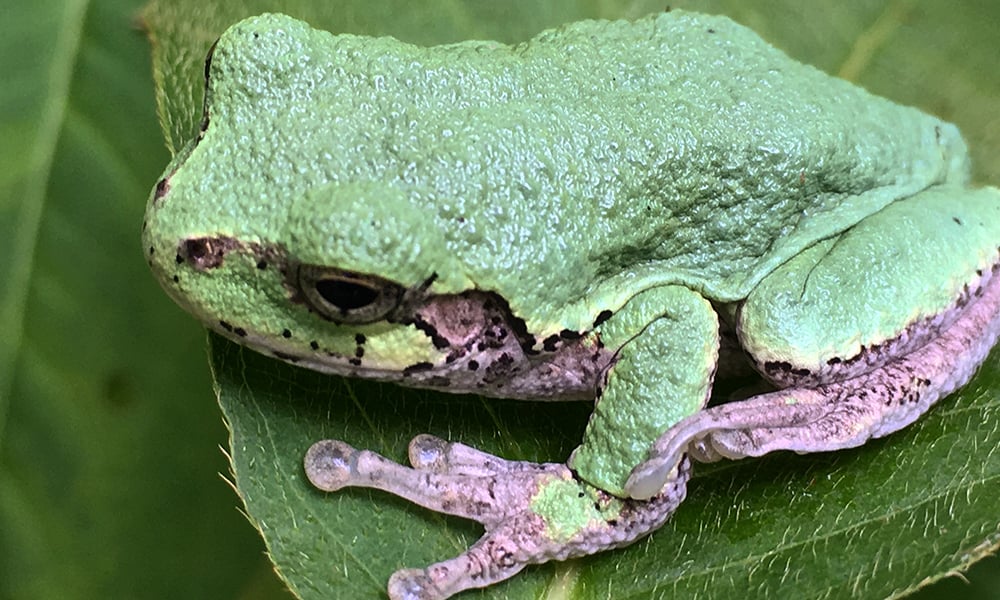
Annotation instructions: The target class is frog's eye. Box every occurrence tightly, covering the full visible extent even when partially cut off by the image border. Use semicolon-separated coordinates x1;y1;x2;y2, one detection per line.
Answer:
298;266;405;324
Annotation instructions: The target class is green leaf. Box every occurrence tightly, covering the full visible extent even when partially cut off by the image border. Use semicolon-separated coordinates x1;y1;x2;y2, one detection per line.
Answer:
0;0;282;598
142;1;1000;599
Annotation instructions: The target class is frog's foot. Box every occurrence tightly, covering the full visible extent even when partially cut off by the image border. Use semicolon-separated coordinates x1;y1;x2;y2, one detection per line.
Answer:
305;435;690;600
627;260;1000;500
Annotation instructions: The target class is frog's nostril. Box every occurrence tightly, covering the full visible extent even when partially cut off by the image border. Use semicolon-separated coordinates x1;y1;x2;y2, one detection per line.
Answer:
180;236;240;270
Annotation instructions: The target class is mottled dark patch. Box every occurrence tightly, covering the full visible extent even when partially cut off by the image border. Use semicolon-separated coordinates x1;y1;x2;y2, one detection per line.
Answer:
764;361;793;374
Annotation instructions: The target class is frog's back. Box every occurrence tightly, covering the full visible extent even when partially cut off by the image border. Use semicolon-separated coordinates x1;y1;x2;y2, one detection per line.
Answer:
210;11;968;330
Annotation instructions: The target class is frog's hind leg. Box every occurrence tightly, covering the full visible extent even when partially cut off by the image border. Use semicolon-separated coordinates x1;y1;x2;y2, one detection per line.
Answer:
628;185;1000;498
305;435;690;600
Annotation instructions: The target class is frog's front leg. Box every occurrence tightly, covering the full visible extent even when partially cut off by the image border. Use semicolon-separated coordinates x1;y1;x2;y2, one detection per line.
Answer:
630;186;1000;497
305;436;691;600
303;284;719;599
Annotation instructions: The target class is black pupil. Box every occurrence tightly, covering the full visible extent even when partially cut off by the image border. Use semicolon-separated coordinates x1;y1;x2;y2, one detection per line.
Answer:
315;278;379;311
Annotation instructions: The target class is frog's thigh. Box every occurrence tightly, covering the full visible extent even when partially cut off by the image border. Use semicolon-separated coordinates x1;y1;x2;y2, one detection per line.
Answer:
569;285;718;496
741;186;1000;388
628;187;1000;497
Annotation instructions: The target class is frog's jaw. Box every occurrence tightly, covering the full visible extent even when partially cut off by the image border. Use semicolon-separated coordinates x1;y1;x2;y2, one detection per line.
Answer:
143;210;613;399
216;289;613;402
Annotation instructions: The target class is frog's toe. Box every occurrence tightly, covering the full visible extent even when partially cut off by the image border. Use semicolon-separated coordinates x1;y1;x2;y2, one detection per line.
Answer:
387;568;438;600
385;521;533;599
303;439;356;492
406;434;451;471
408;434;566;478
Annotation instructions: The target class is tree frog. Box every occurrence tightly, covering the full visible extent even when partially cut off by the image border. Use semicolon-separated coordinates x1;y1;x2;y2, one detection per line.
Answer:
142;10;1000;599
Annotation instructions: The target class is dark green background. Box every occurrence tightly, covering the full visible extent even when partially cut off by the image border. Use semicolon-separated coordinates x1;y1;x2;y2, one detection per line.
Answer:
1;1;997;598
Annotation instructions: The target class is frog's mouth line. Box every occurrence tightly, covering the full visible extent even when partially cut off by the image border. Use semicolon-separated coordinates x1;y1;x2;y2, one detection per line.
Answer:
207;283;613;402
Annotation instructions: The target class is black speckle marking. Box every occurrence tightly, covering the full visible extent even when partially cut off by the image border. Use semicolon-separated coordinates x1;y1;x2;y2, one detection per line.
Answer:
234;327;247;337
219;321;233;332
707;28;716;33
468;359;480;371
148;246;155;256
355;346;364;358
593;310;613;328
172;275;179;283
282;329;292;339
412;316;450;349
542;335;560;352
349;357;362;366
953;216;963;226
559;329;582;340
310;340;319;351
355;333;366;345
256;260;268;270
175;254;184;265
403;362;434;376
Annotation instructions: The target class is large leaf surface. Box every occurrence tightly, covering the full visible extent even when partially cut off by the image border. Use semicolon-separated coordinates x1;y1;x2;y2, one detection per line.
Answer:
141;1;1000;598
0;0;281;597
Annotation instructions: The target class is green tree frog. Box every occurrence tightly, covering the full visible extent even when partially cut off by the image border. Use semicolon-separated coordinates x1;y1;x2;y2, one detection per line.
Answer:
142;10;1000;599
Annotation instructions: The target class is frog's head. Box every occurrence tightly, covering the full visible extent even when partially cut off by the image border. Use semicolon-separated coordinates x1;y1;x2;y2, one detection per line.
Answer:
141;14;514;382
142;143;487;382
